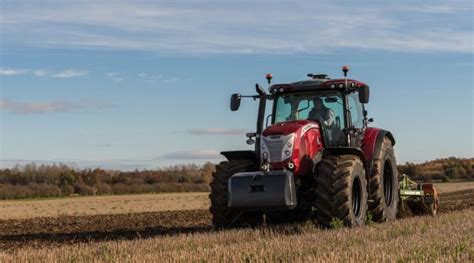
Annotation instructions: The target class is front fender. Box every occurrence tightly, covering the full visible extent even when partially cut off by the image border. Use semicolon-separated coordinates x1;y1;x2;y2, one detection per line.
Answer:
324;147;369;175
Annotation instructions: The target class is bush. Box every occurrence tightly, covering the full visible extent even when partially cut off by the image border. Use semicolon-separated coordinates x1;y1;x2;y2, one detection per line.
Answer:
74;183;95;195
0;162;215;199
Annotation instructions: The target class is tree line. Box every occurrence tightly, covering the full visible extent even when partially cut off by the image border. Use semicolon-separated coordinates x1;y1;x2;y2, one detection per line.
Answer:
0;157;472;199
0;162;214;199
397;157;473;182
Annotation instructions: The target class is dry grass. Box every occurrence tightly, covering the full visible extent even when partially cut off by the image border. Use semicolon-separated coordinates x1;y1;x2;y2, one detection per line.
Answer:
0;181;472;220
0;209;472;262
0;192;209;220
0;182;473;261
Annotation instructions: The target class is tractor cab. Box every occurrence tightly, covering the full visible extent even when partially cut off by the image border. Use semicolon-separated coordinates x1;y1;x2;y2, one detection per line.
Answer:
230;67;371;176
269;78;368;147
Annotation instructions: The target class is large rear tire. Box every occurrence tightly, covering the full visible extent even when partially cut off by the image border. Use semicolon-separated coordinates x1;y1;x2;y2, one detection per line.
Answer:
209;160;263;228
314;155;368;227
369;137;399;222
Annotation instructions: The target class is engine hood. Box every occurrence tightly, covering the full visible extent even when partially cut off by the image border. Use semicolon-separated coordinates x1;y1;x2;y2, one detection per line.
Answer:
262;120;319;136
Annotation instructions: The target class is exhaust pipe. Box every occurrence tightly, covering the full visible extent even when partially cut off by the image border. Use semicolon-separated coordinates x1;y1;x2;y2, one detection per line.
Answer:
255;84;266;155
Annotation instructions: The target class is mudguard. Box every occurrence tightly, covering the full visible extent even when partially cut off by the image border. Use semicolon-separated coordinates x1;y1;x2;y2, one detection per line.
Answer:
362;128;395;171
324;147;368;174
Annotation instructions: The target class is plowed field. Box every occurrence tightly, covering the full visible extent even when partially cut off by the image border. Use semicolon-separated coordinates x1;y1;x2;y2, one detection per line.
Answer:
1;186;473;252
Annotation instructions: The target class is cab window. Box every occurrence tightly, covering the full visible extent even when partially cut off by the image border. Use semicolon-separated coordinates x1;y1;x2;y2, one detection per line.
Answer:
348;92;363;129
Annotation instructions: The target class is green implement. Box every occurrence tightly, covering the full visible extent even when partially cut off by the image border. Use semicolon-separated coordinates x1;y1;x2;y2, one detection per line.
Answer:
399;174;439;216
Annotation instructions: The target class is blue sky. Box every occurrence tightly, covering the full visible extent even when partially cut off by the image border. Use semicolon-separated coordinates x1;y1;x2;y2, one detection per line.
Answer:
0;0;473;170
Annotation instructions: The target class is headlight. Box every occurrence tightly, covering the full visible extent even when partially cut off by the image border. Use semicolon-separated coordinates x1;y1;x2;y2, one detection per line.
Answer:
260;133;295;162
260;140;270;160
281;134;295;159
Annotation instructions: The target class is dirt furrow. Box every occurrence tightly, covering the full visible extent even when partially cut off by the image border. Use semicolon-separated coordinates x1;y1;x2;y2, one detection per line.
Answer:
1;189;472;251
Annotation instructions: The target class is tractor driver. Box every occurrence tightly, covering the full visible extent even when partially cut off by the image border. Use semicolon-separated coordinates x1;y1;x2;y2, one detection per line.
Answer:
308;97;345;145
308;97;333;126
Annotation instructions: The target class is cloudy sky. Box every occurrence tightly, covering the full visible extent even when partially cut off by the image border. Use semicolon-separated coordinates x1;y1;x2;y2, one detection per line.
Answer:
1;0;473;169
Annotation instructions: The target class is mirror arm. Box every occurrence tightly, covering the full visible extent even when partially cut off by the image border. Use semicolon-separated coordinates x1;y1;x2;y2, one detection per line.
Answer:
265;114;273;127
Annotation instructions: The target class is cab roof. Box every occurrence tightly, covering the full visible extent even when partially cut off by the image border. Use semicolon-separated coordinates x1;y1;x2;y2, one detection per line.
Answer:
269;78;368;94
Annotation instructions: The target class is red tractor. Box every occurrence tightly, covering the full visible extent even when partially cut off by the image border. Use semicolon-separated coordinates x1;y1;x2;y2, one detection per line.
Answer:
210;66;399;227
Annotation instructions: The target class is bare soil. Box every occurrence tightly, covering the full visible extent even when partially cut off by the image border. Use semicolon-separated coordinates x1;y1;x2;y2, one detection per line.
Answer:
0;188;472;252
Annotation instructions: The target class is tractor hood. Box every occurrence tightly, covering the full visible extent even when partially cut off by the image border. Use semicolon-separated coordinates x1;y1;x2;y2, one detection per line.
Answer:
262;120;318;136
260;120;322;176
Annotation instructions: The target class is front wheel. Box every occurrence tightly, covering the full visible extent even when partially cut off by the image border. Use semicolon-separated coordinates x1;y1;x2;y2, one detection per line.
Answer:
314;155;368;228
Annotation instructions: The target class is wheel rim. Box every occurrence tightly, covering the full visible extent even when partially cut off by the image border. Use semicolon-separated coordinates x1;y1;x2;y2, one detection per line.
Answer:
352;177;362;217
383;161;393;206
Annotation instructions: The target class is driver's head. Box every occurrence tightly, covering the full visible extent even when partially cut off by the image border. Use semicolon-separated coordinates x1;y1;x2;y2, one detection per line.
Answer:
313;97;324;109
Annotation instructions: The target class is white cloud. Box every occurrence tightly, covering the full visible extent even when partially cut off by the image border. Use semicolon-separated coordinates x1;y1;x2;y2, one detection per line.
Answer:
50;69;87;78
1;1;472;54
0;68;28;76
1;68;87;78
105;72;124;83
187;128;247;136
163;150;223;160
33;69;50;77
163;77;178;84
137;72;179;84
0;99;113;115
106;72;118;77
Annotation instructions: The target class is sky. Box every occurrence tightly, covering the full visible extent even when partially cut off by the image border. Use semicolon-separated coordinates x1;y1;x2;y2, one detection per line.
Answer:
0;0;473;170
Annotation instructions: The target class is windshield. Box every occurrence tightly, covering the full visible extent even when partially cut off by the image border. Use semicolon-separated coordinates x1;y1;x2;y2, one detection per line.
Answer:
273;91;345;126
273;91;346;146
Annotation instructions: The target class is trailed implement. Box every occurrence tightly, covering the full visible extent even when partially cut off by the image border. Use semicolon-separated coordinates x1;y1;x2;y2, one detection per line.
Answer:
399;174;440;216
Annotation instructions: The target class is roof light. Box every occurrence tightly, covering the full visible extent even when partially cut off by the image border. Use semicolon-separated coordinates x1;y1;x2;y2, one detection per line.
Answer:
266;73;272;84
342;65;349;78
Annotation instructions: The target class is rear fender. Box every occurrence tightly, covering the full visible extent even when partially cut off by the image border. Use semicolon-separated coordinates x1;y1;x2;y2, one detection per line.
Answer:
362;128;395;172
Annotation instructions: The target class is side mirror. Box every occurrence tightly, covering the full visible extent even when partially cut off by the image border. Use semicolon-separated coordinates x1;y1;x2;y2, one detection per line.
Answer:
359;85;370;104
230;93;241;111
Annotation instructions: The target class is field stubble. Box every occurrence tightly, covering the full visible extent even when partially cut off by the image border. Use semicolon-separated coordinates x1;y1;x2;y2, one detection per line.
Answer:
0;183;473;261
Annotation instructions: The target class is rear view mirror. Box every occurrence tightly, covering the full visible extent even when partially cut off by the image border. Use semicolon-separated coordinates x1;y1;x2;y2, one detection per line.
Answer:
359;85;370;104
230;93;241;111
324;97;338;103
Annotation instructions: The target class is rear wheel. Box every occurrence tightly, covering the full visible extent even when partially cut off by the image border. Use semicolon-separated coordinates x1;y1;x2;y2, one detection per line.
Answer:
209;160;263;228
369;137;399;222
314;155;368;227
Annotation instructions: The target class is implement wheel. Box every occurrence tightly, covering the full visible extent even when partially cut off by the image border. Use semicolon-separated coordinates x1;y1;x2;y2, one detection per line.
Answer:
314;155;368;227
